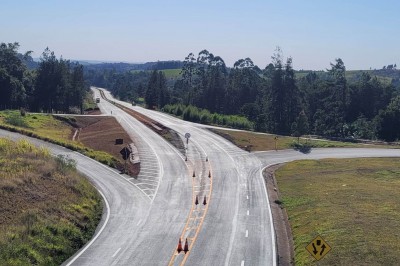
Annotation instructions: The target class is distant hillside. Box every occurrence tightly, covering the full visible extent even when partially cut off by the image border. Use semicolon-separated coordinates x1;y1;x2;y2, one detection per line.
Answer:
295;69;400;87
83;60;183;73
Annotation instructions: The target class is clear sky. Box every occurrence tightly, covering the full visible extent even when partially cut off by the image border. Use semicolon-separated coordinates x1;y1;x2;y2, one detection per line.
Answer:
1;0;399;70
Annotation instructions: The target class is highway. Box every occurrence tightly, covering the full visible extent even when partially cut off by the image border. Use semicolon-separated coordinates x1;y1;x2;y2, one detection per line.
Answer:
96;88;400;266
2;87;399;265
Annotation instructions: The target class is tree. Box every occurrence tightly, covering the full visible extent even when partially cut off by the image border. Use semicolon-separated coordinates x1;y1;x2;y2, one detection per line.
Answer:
376;96;400;141
0;42;29;109
264;48;302;135
34;48;86;113
292;110;309;143
145;70;159;109
310;58;348;137
145;70;170;109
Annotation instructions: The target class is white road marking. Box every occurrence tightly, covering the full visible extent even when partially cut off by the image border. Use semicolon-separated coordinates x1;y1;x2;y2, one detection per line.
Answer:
135;178;158;183
66;189;110;266
136;219;142;226
241;260;245;266
135;182;158;187
245;230;248;238
246;195;249;200
140;170;159;174
247;210;249;216
111;247;121;258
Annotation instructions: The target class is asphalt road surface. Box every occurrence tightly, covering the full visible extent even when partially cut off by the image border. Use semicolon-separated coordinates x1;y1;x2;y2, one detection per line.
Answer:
2;87;399;265
95;88;400;266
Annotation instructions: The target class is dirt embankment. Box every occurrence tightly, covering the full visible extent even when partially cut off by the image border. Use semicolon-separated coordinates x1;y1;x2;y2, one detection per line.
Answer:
264;164;295;266
98;90;185;155
72;116;140;176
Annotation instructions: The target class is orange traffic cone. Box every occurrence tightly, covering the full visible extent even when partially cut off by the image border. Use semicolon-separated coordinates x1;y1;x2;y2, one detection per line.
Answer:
195;195;199;205
177;238;183;253
203;195;207;205
183;238;189;254
208;170;211;178
185;156;188;161
192;171;196;177
206;156;208;162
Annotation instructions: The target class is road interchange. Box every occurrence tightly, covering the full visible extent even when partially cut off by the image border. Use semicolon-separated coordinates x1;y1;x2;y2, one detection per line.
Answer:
2;87;399;265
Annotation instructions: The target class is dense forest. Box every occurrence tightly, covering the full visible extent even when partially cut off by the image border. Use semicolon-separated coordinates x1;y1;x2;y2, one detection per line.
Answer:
93;48;400;142
2;42;400;141
0;42;86;113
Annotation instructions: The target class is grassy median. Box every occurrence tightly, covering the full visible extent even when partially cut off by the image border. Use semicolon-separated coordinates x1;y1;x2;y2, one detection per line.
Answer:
275;158;400;265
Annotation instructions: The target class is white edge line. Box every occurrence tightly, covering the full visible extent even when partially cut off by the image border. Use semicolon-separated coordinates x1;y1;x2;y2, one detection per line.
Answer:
66;189;110;266
111;247;121;258
241;260;245;266
261;164;278;266
121;116;164;204
74;151;152;201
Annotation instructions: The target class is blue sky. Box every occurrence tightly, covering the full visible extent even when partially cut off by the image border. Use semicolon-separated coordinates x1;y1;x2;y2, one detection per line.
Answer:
1;0;399;70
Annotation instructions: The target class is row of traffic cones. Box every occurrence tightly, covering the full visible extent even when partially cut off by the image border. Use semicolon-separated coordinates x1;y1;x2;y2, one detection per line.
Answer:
192;170;212;178
194;195;207;205
177;238;189;254
185;156;209;162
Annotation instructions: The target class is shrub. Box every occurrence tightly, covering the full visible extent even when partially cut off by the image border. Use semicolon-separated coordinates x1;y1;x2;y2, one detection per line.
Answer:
5;112;29;128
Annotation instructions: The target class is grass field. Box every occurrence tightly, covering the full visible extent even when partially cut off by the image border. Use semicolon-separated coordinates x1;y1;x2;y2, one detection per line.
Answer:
275;158;400;265
161;68;181;79
131;68;181;79
0;138;102;265
210;129;372;152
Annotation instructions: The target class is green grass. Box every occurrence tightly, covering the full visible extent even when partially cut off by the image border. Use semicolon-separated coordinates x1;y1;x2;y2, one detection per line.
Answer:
0;138;102;265
275;158;400;265
295;70;393;85
210;129;375;152
161;68;181;79
0;110;118;168
131;69;181;79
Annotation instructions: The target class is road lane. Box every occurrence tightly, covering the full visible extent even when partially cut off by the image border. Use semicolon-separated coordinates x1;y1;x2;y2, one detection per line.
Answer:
4;86;400;265
117;100;400;266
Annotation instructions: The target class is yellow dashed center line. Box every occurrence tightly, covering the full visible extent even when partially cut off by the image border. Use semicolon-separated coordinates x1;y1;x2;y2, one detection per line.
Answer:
168;158;213;266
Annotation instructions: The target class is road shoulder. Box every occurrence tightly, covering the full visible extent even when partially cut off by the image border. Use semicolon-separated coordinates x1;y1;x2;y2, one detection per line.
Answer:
263;164;294;266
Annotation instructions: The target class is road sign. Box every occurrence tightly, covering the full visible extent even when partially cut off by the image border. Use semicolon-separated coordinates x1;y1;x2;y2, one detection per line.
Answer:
306;235;331;261
120;147;131;161
185;133;191;145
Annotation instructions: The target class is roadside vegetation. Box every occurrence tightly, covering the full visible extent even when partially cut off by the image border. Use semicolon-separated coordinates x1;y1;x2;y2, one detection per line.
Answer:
163;104;253;130
0;110;118;168
274;158;400;265
208;128;392;152
0;138;102;265
88;48;400;143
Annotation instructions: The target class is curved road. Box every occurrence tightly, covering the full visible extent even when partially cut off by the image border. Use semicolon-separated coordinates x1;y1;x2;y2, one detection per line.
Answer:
2;87;399;265
98;89;400;266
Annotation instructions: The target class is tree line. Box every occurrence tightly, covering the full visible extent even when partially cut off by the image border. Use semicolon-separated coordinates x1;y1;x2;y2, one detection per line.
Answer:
165;48;399;141
86;47;400;142
0;42;86;113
